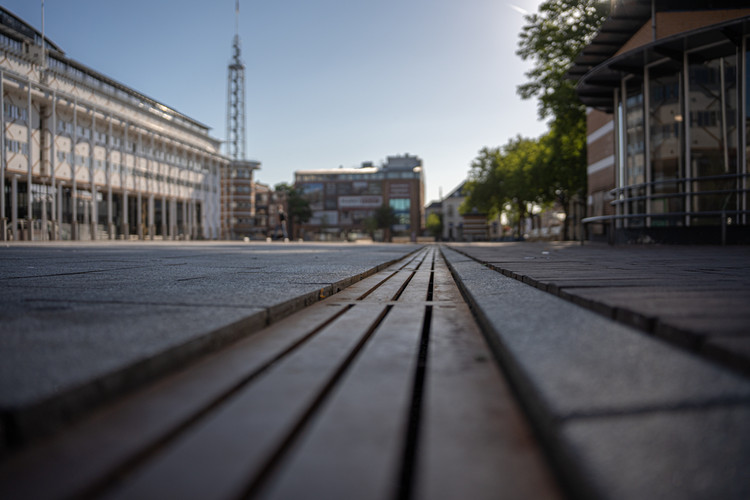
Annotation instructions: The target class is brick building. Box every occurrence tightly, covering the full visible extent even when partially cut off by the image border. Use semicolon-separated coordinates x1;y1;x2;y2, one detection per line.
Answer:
294;154;425;240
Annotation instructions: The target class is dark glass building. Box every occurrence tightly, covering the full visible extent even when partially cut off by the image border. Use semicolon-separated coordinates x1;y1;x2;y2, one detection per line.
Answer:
571;1;750;243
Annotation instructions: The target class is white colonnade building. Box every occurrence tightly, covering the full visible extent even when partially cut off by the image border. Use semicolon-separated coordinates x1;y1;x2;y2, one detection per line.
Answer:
0;7;225;241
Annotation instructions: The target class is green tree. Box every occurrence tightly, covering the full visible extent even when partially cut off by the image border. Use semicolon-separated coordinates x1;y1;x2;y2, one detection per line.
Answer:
425;212;443;239
463;147;506;219
373;204;398;242
516;0;609;122
463;137;548;238
364;204;398;242
516;0;609;239
275;183;311;240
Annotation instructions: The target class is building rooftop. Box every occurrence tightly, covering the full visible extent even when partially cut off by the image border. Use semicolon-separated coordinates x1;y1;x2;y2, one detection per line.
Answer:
296;167;380;175
568;0;750;111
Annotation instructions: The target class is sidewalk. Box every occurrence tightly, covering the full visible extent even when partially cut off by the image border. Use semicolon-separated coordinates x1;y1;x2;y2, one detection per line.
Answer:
447;241;750;375
441;243;750;499
0;241;421;451
1;241;748;499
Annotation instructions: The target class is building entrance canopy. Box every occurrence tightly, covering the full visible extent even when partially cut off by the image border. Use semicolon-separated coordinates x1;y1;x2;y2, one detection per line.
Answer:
573;16;750;112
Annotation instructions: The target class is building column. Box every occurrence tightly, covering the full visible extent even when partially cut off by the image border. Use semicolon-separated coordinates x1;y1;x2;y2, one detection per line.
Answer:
170;197;177;240
137;191;143;240
148;194;155;240
107;114;114;239
49;91;58;240
191;199;197;240
71;99;78;240
182;198;187;240
26;80;33;240
161;196;168;238
56;180;63;240
107;186;114;239
11;175;19;240
90;108;97;240
91;186;98;240
122;190;129;239
0;72;6;241
41;188;48;241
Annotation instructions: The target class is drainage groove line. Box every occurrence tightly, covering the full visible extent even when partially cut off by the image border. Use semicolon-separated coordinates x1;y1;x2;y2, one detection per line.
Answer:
356;271;399;300
85;304;357;499
358;248;427;301
397;254;435;500
242;305;395;499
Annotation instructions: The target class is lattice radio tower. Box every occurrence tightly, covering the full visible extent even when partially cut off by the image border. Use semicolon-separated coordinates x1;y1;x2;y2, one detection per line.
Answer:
226;0;245;161
222;1;259;239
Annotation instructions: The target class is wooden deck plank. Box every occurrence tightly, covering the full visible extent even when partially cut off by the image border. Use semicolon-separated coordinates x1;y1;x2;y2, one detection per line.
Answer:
399;248;430;271
414;304;562;500
0;301;349;500
397;269;431;302
431;268;463;302
361;270;416;302
256;304;426;499
1;245;566;499
330;270;396;301
104;302;388;500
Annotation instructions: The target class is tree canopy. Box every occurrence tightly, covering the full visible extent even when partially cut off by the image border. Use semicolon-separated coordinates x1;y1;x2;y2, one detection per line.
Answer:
516;0;609;122
463;137;549;237
462;0;608;239
275;183;311;239
425;212;443;239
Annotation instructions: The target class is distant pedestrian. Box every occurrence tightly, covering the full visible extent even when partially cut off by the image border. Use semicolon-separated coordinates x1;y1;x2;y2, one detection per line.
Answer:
278;207;289;241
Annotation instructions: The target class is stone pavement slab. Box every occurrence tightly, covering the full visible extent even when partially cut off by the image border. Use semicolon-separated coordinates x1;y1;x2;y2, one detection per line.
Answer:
0;246;561;500
0;241;420;450
441;245;750;499
448;241;750;374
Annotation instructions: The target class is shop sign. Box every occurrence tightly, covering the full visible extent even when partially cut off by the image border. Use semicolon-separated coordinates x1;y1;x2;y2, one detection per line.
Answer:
338;195;383;208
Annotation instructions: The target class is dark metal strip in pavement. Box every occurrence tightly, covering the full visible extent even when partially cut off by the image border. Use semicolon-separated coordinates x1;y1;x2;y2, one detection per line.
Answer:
240;305;395;499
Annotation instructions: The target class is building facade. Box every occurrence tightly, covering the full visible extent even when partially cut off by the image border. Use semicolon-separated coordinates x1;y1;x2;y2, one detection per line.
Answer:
220;159;260;239
571;0;750;243
440;182;490;242
441;182;467;241
295;154;425;240
254;181;286;239
0;7;224;241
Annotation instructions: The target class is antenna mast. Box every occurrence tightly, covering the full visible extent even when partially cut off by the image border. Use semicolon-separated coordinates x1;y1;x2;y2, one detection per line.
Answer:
226;0;245;161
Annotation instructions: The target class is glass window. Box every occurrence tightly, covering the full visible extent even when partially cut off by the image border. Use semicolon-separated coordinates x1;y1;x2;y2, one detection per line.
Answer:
688;49;738;224
648;63;684;225
746;44;750;225
389;198;410;211
625;79;646;223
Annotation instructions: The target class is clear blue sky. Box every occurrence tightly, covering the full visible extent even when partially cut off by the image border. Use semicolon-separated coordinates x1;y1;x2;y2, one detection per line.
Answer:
4;0;547;204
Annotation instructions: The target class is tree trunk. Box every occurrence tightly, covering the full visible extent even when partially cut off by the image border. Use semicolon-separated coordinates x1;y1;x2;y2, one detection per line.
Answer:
517;201;525;240
559;195;570;241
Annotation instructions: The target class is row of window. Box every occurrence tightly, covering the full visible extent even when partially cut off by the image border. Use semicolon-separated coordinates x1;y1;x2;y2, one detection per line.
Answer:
119;167;207;191
4;102;28;122
296;172;421;182
53;121;197;166
5;139;29;155
45;57;205;135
